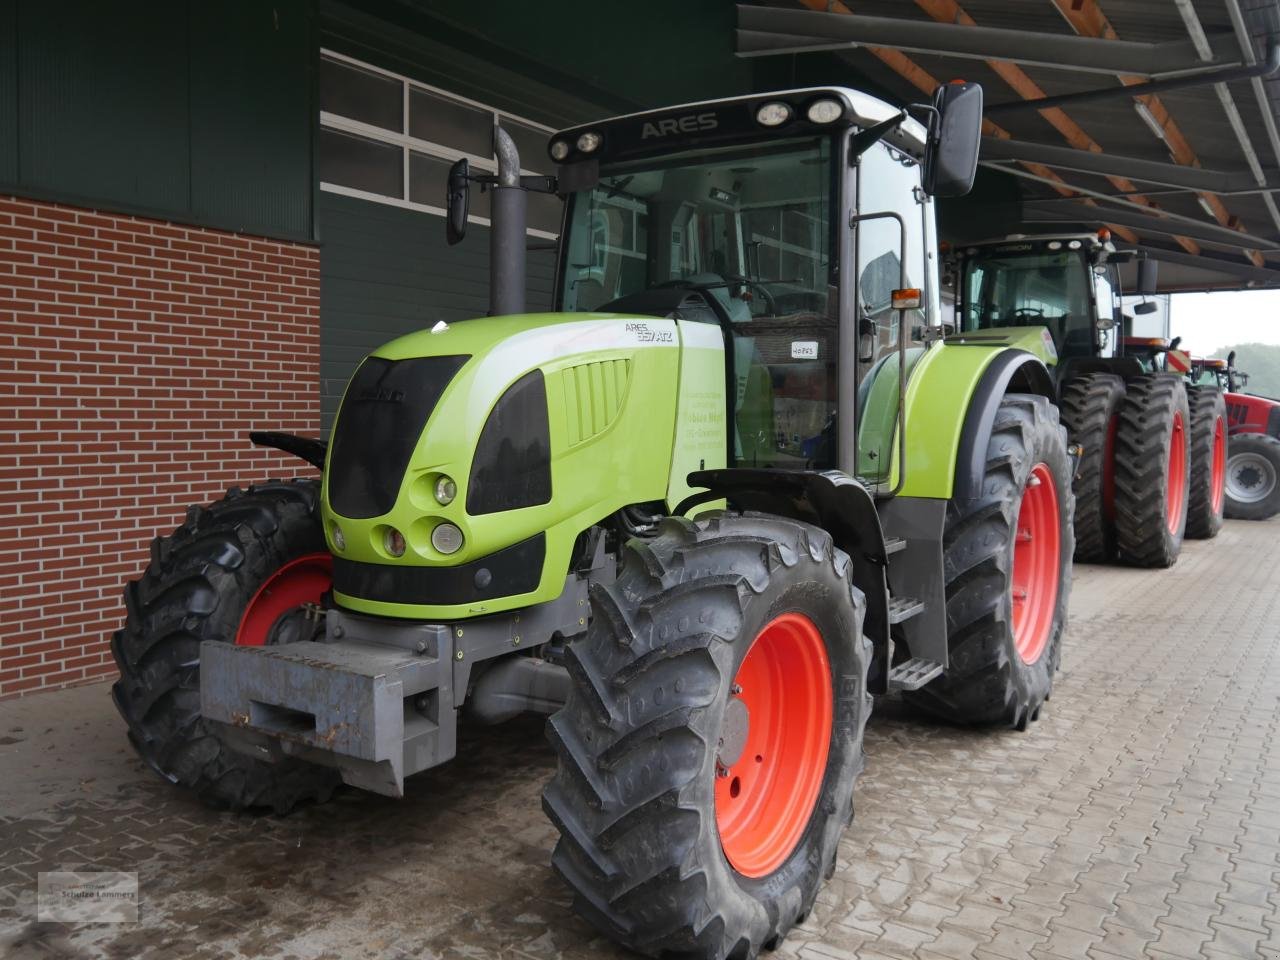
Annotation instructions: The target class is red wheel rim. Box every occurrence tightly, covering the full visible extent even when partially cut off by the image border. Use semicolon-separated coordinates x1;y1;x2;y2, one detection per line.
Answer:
1102;414;1118;521
235;553;333;646
1166;411;1188;534
1011;463;1061;665
1210;415;1227;515
715;612;832;879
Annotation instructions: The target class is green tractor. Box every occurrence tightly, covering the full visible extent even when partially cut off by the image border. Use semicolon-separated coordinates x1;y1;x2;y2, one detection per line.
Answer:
111;83;1074;960
950;234;1216;567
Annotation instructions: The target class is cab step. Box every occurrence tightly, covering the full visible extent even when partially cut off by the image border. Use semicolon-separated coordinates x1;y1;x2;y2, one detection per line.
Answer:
887;595;925;624
887;658;944;692
884;537;908;556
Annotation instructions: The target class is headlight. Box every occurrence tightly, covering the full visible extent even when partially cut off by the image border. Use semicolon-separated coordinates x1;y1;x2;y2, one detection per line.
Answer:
384;526;406;558
549;139;571;161
434;475;457;505
755;102;792;127
576;131;602;153
331;524;346;551
431;522;464;555
806;99;843;124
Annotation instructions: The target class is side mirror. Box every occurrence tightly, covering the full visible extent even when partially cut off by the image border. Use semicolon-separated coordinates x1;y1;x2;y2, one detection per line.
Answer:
924;81;983;198
1134;300;1158;315
446;158;470;246
1136;257;1159;295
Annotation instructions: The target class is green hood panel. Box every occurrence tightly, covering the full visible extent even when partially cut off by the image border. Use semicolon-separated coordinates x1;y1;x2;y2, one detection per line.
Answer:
322;313;726;620
942;326;1059;366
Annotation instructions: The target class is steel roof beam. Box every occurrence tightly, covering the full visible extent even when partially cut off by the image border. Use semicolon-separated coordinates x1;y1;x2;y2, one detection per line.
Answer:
734;5;1241;76
1022;200;1280;251
1119;245;1280;287
980;138;1278;194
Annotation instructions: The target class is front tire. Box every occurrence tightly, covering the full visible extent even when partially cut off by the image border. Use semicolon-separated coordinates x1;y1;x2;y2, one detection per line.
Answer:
110;480;341;813
1059;373;1125;562
907;394;1073;729
1185;386;1227;539
1113;375;1191;567
543;514;872;960
1224;432;1280;520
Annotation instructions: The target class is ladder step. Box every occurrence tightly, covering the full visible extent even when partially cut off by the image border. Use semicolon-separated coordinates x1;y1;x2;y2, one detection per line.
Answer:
887;596;925;624
887;658;944;692
884;537;908;556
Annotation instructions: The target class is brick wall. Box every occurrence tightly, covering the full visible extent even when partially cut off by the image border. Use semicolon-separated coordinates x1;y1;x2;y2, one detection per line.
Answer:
0;195;321;698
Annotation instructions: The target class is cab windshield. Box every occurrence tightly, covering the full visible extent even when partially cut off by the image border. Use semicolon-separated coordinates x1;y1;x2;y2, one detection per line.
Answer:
961;246;1109;358
557;137;833;318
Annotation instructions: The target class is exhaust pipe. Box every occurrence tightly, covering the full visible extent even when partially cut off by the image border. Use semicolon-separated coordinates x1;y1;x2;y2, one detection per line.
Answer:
490;127;527;316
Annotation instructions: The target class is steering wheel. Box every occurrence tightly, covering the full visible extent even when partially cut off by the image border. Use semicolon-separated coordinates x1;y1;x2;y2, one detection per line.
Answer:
654;276;778;316
1011;307;1045;323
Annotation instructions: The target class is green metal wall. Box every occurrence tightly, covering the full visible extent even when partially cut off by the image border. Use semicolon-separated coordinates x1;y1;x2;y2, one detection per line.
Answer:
0;0;315;243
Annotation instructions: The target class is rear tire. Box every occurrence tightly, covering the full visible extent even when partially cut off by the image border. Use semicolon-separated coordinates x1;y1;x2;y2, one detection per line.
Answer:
1113;375;1191;567
110;480;341;813
907;394;1073;729
1185;386;1227;539
1224;432;1280;521
543;514;872;960
1059;373;1125;562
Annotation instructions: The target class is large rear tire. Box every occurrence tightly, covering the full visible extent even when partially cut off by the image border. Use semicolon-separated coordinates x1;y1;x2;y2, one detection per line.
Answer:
1224;432;1280;521
1059;373;1125;562
543;514;872;960
110;480;341;813
1185;386;1227;539
907;394;1073;729
1113;375;1191;567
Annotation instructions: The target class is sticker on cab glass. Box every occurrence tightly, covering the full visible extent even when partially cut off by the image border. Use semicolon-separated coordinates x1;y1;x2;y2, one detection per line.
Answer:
791;341;819;360
1040;328;1059;362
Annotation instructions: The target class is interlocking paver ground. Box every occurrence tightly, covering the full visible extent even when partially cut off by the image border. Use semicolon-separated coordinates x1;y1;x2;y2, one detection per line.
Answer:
1;519;1278;959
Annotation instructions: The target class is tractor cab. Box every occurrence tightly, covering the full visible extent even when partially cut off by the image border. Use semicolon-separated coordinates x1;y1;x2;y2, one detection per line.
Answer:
953;232;1126;383
544;86;978;493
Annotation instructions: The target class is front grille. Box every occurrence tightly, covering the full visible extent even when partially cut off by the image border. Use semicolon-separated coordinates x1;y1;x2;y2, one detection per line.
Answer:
328;355;468;519
333;534;545;605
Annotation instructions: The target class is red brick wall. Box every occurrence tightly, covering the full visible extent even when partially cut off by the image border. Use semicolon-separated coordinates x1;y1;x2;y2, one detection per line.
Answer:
0;195;321;698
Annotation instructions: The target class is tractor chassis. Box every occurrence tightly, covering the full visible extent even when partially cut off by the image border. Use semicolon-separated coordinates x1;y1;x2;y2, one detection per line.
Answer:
201;572;591;797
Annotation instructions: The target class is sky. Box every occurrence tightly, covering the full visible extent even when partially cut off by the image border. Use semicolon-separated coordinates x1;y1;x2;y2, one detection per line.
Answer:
1168;290;1280;356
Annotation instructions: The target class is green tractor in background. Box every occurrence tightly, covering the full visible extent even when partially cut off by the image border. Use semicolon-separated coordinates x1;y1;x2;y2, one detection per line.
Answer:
111;83;1074;960
949;234;1221;567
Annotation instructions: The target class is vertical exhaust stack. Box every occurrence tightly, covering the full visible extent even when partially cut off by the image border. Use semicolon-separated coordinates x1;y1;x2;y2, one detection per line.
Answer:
490;127;526;316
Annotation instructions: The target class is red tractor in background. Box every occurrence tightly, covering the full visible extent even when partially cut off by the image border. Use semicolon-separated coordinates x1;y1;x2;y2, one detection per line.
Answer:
1192;352;1280;521
1127;337;1278;522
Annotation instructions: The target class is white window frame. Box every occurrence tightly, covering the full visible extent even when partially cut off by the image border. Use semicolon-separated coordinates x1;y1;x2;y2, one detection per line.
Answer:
318;48;560;240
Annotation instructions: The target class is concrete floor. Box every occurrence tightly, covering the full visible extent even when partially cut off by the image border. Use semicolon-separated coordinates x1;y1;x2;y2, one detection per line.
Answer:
2;519;1279;960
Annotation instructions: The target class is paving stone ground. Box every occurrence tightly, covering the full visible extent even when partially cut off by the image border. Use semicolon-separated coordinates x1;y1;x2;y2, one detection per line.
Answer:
1;518;1278;960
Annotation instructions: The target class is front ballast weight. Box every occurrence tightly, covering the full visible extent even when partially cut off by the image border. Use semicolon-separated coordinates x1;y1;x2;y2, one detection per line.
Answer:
202;570;592;797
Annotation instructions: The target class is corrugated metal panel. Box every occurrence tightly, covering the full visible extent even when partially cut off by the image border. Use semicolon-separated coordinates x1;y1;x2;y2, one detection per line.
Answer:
189;0;314;239
17;0;190;212
318;191;556;431
0;3;15;185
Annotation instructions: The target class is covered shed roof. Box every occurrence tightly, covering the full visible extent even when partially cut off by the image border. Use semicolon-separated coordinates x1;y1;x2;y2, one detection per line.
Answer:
737;0;1280;291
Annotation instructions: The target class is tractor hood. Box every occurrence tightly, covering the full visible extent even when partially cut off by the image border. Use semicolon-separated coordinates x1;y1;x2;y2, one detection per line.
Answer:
942;326;1060;366
320;312;724;621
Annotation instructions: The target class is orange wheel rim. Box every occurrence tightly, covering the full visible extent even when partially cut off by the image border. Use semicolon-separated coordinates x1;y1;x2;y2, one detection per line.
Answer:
714;612;832;878
1210;416;1227;515
235;553;332;646
1011;463;1061;665
1166;411;1188;533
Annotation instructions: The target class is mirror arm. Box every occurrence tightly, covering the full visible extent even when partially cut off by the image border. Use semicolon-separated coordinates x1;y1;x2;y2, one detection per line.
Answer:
849;110;908;162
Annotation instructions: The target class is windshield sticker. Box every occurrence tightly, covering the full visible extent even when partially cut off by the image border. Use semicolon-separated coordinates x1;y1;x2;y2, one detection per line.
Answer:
791;341;819;360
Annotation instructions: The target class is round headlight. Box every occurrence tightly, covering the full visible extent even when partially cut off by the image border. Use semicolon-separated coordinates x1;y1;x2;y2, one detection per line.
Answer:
431;522;464;555
576;131;602;153
384;527;406;558
549;139;571;161
755;102;792;127
331;524;346;551
806;99;843;124
434;475;457;506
